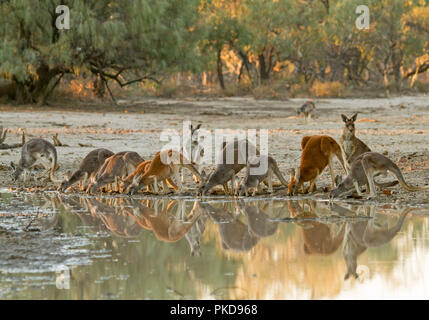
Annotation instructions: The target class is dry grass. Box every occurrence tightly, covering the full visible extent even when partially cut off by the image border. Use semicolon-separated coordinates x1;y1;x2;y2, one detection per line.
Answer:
309;81;345;98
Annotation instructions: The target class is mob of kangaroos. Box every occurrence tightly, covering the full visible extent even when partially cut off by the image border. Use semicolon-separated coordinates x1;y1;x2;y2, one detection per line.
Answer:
7;108;427;200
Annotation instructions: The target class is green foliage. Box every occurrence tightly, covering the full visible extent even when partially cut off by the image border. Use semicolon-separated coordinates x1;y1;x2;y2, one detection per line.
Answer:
1;0;429;102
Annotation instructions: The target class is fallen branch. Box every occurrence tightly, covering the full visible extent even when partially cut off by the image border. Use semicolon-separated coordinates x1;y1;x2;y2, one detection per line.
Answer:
0;130;26;149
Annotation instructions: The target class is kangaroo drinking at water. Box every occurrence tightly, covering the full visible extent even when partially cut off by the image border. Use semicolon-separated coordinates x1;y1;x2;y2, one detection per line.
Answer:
87;151;144;193
58;148;114;192
11;138;59;183
330;152;429;199
237;155;289;196
198;139;259;196
287;135;346;195
122;149;201;195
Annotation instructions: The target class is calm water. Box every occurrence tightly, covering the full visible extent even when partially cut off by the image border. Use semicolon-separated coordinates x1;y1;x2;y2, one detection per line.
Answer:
1;191;429;300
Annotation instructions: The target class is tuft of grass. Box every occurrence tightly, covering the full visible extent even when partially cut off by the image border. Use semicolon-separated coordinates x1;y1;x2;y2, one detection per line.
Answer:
310;80;345;97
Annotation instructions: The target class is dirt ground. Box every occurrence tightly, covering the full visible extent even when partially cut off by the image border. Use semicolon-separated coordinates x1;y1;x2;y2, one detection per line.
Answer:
1;95;429;206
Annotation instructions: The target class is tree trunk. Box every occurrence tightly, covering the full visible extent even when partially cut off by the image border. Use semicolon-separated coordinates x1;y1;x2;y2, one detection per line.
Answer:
217;48;225;90
258;53;270;82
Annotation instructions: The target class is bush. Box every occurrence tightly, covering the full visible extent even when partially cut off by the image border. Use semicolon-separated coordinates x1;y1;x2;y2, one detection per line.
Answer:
310;81;345;97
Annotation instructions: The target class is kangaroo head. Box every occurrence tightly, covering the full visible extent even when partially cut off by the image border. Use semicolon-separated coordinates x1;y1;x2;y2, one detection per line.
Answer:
306;101;315;109
330;176;354;198
341;113;358;134
10;161;22;181
287;168;299;195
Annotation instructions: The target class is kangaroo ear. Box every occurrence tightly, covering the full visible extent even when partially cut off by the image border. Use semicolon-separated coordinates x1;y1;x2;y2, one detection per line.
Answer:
351;113;358;122
195;123;202;131
341;114;348;122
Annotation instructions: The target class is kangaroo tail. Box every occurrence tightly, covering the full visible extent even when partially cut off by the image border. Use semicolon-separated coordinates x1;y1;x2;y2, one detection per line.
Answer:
374;180;399;188
50;152;61;183
390;161;429;192
184;164;202;182
271;159;289;186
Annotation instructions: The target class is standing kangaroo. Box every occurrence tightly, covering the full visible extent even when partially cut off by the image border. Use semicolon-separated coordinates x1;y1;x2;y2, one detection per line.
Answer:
287;135;346;195
297;101;316;123
11;138;59;183
198;139;259;196
58;148;114;192
237;155;289;196
340;113;371;173
87;151;144;193
330;152;429;199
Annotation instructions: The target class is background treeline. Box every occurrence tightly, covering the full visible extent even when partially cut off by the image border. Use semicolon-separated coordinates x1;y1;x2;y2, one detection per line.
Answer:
0;0;428;104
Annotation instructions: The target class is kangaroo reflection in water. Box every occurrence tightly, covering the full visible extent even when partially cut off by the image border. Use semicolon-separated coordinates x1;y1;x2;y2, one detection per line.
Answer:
198;201;285;252
331;204;411;280
31;195;411;282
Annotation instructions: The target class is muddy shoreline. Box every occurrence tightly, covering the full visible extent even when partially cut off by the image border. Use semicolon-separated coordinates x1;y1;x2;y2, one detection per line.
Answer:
1;96;428;205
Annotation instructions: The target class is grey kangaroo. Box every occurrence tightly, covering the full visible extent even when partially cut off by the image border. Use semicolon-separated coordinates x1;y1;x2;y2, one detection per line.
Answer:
340;113;371;173
330;152;428;199
58;148;114;192
237;155;289;196
198;139;259;196
11;138;59;183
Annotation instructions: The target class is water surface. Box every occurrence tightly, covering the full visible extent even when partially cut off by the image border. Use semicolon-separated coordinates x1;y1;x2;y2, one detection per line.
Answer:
1;192;429;299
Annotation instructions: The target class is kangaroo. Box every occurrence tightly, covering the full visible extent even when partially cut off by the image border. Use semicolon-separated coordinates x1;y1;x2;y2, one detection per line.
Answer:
120;160;158;193
85;198;143;238
235;200;279;238
58;148;114;192
330;152;429;199
287;135;346;195
297;101;316;123
339;205;410;280
237;155;289;196
122;149;201;195
87;151;144;194
198;139;259;196
184;201;208;256
201;202;260;252
11;138;59;183
287;200;346;255
129;199;200;243
182;123;206;183
340;113;371;173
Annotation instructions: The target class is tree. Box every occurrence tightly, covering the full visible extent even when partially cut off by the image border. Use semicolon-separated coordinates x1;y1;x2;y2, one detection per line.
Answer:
0;0;202;104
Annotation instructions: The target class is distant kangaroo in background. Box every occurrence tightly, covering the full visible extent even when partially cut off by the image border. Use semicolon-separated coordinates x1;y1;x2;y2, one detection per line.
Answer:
297;101;316;123
11;138;59;183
